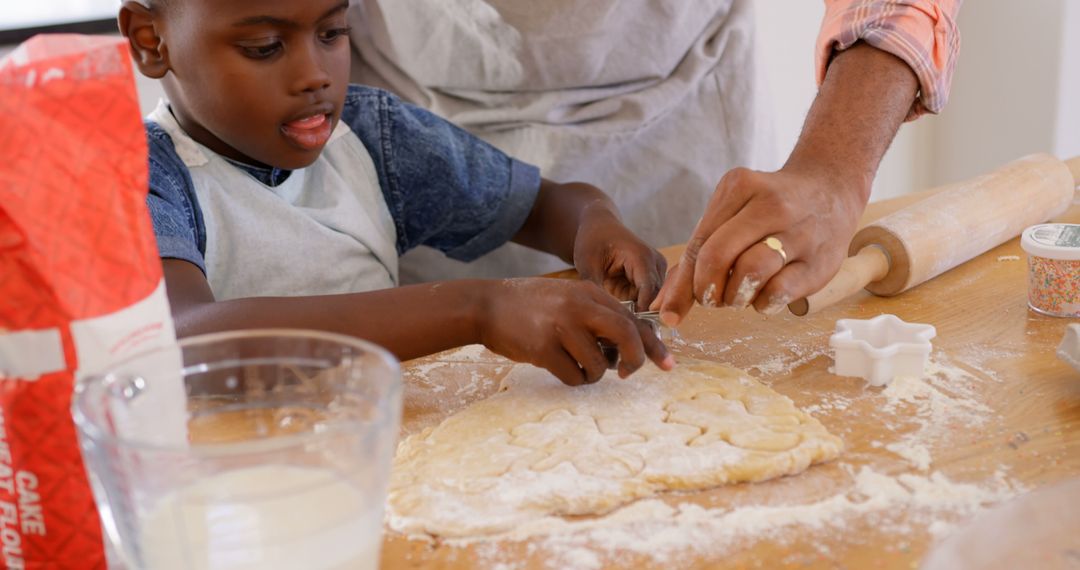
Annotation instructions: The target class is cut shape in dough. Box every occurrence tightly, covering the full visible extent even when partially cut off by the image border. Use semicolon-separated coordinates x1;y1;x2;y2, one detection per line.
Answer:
388;358;843;537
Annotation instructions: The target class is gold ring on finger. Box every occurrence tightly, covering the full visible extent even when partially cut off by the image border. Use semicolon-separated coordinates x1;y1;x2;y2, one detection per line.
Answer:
763;236;787;265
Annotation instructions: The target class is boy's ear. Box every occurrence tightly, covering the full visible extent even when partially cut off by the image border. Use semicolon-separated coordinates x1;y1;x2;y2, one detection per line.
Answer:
119;1;170;79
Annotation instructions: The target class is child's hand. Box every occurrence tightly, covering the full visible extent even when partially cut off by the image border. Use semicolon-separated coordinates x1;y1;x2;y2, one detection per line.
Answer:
573;206;668;308
479;279;675;386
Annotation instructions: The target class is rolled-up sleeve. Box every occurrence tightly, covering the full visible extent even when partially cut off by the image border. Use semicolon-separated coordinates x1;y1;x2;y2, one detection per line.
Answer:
816;0;963;119
343;86;541;262
145;123;207;274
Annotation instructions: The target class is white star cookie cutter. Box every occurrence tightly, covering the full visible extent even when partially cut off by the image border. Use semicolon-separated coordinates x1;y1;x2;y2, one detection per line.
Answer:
829;314;936;387
1058;323;1080;373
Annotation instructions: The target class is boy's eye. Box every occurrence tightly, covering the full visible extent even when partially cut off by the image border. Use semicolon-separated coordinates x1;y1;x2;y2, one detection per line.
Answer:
319;27;352;43
239;41;282;59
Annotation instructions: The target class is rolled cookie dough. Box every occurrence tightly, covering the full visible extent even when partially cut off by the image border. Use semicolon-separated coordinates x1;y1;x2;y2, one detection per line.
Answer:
388;358;842;537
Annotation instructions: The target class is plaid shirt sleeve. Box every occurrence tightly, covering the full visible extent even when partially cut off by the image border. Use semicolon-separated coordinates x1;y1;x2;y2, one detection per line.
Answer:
816;0;963;119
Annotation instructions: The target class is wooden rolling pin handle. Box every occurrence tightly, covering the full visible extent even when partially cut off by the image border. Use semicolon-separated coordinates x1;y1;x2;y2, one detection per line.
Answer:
787;245;890;316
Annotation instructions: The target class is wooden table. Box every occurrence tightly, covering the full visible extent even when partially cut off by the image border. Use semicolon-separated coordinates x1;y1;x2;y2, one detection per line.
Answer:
381;195;1080;569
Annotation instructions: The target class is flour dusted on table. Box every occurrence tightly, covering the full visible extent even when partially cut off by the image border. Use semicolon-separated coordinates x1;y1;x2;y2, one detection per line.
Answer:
513;464;1021;570
876;355;994;470
388;359;843;537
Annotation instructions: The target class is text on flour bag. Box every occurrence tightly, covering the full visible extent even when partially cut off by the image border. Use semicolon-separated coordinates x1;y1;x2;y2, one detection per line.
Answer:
0;34;181;569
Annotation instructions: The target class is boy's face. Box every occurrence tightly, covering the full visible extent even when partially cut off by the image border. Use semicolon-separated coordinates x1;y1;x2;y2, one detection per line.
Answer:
154;0;351;170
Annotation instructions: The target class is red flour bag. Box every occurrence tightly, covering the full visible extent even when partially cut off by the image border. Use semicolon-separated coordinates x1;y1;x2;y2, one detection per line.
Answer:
0;35;175;568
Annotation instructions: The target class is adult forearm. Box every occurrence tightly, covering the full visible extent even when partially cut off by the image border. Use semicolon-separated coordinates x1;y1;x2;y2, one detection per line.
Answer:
785;42;919;197
172;281;488;361
512;179;619;262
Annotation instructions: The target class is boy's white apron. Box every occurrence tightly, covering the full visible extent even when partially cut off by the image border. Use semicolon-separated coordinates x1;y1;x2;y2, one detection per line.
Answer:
349;0;777;282
150;102;399;300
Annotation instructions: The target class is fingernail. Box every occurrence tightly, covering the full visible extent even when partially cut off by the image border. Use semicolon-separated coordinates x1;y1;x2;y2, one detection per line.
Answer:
601;344;618;368
660;310;681;328
661;354;676;370
701;283;718;308
733;276;760;309
762;294;791;316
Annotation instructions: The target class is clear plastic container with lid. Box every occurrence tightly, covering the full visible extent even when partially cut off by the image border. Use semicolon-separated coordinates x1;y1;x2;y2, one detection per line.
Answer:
1020;223;1080;317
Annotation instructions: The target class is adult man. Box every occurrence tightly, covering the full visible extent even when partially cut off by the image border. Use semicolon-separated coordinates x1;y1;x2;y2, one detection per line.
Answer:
348;0;961;321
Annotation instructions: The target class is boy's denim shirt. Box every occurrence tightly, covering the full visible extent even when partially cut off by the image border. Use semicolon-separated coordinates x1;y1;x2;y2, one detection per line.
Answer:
145;85;541;276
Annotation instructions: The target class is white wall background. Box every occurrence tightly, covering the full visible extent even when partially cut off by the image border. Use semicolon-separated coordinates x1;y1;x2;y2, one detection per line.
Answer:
755;0;1079;201
925;0;1078;185
754;0;928;201
1;0;114;29
1057;1;1080;160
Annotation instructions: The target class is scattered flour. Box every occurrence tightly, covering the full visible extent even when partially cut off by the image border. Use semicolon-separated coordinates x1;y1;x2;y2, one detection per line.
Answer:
761;293;792;315
802;393;854;415
407;361;450;377
882;357;991;432
996;255;1020;262
885;441;933;471
745;333;831;377
872;354;994;471
406;348;506;396
671;335;731;356
442;464;1020;570
749;345;828;377
701;283;718;308
453;370;493;397
437;344;497;362
952;344;1022;383
732;276;760;308
671;333;829;375
404;361;451;392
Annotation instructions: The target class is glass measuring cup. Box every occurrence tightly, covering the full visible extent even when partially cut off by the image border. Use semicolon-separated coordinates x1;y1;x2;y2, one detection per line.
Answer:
72;329;402;570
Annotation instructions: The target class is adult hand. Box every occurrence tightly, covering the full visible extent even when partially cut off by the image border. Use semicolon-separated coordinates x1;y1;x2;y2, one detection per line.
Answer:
479;279;675;386
573;204;668;308
652;164;868;324
652;43;920;326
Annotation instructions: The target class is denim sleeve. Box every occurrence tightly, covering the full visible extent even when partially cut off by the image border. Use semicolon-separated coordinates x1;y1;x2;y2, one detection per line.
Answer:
341;85;541;261
145;122;207;274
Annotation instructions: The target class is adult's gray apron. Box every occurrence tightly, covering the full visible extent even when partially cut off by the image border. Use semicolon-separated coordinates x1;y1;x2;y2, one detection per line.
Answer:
349;0;777;282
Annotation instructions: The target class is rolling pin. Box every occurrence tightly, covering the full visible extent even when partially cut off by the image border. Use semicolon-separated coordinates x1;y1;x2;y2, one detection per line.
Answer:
789;153;1080;316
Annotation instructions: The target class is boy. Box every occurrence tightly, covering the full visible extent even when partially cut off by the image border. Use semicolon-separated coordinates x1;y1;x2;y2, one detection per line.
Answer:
119;0;675;386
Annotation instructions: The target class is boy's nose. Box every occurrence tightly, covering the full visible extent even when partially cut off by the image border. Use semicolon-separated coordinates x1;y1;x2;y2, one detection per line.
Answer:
290;43;333;94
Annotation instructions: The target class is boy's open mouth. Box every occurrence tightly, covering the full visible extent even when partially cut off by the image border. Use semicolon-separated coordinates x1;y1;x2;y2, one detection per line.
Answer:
281;112;333;151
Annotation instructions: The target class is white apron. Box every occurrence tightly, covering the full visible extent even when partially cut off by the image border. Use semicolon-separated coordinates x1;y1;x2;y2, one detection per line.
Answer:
349;0;777;282
149;102;399;300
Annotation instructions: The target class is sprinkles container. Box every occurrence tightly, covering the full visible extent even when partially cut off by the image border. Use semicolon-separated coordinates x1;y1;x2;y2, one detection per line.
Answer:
1021;223;1080;317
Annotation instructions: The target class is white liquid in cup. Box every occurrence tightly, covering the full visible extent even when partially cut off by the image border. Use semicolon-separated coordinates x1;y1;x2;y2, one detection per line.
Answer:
134;465;381;570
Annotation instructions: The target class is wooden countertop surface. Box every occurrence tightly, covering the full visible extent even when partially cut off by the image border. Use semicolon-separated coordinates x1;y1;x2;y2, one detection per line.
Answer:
381;193;1080;569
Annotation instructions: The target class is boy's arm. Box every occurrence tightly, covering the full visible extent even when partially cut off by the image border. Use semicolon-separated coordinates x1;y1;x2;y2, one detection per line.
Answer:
164;259;673;384
164;260;483;360
513;179;668;308
511;179;612;262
